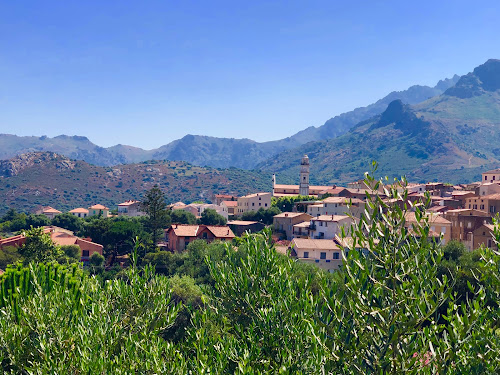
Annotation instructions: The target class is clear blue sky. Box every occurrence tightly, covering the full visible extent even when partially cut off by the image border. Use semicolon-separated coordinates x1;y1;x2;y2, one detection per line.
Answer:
0;0;498;149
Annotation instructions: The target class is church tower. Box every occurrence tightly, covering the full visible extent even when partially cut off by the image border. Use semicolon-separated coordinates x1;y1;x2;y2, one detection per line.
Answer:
299;154;310;196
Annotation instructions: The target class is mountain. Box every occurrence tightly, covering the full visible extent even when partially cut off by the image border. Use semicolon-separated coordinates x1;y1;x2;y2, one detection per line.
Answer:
0;152;271;216
257;60;500;185
0;75;458;169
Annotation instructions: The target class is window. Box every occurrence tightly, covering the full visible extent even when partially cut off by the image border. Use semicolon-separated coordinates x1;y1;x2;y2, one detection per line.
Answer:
303;251;309;258
265;203;268;207
480;205;484;210
202;232;208;239
333;252;340;259
252;202;255;206
473;204;477;209
320;252;326;259
485;176;488;181
259;197;261;200
491;206;497;213
82;250;89;257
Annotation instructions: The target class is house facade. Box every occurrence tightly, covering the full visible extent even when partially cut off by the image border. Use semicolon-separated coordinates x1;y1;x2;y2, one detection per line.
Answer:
236;193;272;215
482;168;500;184
290;238;343;272
165;224;235;252
308;215;353;240
445;209;493;250
35;206;62;220
272;212;313;240
118;200;145;217
89;204;110;218
69;208;89;218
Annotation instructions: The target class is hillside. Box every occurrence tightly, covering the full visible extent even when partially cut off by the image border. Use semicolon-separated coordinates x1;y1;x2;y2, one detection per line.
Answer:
258;60;500;185
0;152;271;216
0;75;458;169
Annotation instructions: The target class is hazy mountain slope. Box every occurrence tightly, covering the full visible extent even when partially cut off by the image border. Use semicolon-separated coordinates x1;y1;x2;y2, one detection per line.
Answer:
0;134;126;166
0;75;458;169
293;75;460;141
258;60;500;185
0;152;271;216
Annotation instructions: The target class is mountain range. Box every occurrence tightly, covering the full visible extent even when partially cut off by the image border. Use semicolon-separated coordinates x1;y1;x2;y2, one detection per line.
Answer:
260;59;500;185
0;74;459;169
0;152;271;216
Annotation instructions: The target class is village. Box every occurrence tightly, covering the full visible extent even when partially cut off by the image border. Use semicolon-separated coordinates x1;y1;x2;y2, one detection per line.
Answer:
1;155;499;273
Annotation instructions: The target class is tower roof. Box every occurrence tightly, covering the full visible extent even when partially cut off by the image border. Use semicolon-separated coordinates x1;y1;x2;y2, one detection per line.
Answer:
301;154;309;165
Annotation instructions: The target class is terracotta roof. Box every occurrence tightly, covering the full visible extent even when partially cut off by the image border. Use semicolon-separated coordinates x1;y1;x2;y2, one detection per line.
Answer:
227;220;259;225
240;192;271;198
322;197;364;204
291;238;340;250
312;215;351;222
206;226;235;238
43;207;62;214
167;224;235;239
319;187;346;195
69;208;89;213
170;225;199;237
293;221;311;228
118;200;139;206
405;212;451;225
274;212;310;218
222;200;238;207
89;204;109;210
483;193;500;200
483;168;500;174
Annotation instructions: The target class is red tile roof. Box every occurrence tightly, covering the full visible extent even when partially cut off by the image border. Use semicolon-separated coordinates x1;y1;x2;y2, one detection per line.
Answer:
89;204;109;210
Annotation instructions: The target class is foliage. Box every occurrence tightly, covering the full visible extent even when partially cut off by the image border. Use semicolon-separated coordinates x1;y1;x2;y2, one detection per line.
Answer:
60;244;81;260
198;208;227;226
0;246;23;270
170;209;197;224
19;226;62;264
272;195;316;212
0;262;84;323
240;206;281;224
141;185;170;247
51;213;83;233
0;260;182;373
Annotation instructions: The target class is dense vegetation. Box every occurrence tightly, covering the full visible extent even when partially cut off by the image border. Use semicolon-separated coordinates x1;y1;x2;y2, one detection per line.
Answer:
1;175;500;373
0;152;271;216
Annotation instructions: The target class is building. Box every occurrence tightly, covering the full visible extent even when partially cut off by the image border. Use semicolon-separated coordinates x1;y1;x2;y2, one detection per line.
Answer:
69;208;89;218
272;156;333;198
227;220;265;236
165;224;235;252
221;200;238;217
308;215;353;240
445;209;493;250
213;194;237;205
470;224;498;251
482;168;500;184
0;226;103;263
477;182;500;197
117;200;145;217
307;197;365;219
465;193;500;215
236;193;272;215
88;204;110;218
273;212;313;240
404;212;452;245
299;155;310;196
35;206;62;220
290;238;343;272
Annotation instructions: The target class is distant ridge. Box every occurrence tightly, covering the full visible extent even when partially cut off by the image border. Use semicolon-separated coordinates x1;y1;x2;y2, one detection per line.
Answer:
258;59;500;185
0;74;459;169
0;152;271;216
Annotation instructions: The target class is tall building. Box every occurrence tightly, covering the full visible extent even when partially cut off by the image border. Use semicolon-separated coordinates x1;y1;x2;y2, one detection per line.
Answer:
299;154;310;196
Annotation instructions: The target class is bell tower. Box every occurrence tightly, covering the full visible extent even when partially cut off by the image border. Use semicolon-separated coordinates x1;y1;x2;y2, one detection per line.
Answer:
299;154;310;196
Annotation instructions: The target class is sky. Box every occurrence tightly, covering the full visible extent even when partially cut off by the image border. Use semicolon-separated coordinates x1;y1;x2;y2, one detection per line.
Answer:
0;1;499;149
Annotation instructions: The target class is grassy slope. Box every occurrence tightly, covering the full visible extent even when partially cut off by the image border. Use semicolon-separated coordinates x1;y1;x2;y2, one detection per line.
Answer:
0;153;271;216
